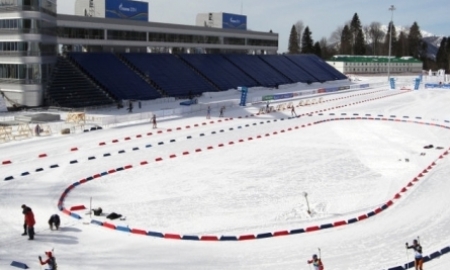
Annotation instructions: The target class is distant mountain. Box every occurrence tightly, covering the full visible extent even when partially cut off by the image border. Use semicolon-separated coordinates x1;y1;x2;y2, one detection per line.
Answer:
422;36;444;60
380;25;443;60
379;25;435;38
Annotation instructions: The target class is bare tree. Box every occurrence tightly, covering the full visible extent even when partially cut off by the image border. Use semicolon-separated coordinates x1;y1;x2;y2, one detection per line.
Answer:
295;20;304;50
329;25;345;52
363;25;372;54
369;22;385;55
319;37;336;59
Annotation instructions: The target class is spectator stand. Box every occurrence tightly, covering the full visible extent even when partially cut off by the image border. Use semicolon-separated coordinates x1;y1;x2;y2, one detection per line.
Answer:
12;124;33;140
0;125;12;142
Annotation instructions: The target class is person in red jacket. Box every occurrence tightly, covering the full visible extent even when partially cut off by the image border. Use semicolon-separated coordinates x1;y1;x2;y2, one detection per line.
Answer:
307;254;324;270
39;251;57;270
22;204;35;240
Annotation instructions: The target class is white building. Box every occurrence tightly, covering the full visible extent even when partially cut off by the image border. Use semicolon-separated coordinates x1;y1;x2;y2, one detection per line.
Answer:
326;55;423;74
0;1;278;108
196;12;247;30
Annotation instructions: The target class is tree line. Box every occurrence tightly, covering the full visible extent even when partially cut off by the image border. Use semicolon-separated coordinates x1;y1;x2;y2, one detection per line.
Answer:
287;13;450;71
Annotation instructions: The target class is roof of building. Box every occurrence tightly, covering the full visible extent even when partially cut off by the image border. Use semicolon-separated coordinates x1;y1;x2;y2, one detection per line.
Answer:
57;14;276;38
329;55;422;63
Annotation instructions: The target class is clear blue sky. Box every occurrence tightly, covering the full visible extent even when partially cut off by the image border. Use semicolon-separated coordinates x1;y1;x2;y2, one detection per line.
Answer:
58;0;450;53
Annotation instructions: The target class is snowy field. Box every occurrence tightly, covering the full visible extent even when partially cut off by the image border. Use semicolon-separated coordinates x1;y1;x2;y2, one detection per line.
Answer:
2;82;450;270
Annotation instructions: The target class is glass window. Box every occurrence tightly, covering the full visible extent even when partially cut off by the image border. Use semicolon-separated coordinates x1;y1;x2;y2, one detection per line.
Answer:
107;30;146;41
247;39;278;47
223;37;245;45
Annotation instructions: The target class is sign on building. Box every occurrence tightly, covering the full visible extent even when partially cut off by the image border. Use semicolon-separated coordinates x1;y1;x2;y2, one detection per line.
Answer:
222;13;247;30
105;0;149;21
196;12;247;30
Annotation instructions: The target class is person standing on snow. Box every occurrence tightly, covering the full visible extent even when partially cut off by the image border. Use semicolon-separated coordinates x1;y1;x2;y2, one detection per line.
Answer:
21;204;31;236
291;105;297;117
39;251;57;270
22;204;35;240
152;114;157;129
307;254;324;270
206;106;211;119
406;239;423;270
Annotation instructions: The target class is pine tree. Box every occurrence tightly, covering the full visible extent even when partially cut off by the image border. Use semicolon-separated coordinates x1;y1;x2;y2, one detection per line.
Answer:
383;22;397;55
354;29;366;55
408;22;423;58
301;26;314;54
436;37;448;70
447;36;450;72
350;13;363;54
396;31;408;57
340;25;352;54
313;42;322;58
288;25;300;54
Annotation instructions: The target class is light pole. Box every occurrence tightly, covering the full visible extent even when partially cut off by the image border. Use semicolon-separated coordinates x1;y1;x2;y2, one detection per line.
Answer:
387;5;396;81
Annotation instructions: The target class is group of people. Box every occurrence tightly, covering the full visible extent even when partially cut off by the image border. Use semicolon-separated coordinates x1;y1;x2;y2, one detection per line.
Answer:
206;106;226;119
22;204;60;268
21;204;61;240
304;239;423;270
19;204;423;270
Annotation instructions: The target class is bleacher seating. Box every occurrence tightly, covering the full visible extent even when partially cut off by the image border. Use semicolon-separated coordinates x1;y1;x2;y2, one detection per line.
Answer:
259;55;319;84
286;54;347;82
122;53;216;97
224;55;292;87
306;54;348;80
69;53;161;100
55;53;348;108
46;57;115;108
179;54;258;90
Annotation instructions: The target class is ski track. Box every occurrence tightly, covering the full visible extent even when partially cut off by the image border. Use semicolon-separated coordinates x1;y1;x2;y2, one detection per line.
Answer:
1;87;450;269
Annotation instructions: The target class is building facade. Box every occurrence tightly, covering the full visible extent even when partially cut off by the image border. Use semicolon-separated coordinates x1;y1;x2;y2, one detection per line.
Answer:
326;55;423;75
196;12;247;30
0;1;278;108
57;14;278;55
0;0;58;108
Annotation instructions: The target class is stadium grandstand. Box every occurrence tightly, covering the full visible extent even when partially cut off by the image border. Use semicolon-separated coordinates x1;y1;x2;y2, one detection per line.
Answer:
0;0;347;110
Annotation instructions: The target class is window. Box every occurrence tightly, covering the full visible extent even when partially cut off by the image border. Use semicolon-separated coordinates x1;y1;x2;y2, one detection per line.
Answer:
224;37;245;45
107;30;146;41
57;27;105;39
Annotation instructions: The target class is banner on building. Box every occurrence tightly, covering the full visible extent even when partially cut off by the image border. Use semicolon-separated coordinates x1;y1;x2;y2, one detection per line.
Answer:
222;13;247;30
105;0;148;21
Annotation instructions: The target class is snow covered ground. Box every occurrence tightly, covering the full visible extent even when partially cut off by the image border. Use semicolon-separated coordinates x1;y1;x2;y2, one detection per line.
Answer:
1;80;450;270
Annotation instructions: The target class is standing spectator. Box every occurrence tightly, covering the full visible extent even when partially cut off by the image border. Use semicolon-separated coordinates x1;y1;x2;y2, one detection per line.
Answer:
219;106;225;117
21;204;30;236
48;214;60;230
266;101;270;113
406;239;423;270
152;114;157;129
35;124;42;136
22;204;35;240
127;101;133;113
291;105;297;117
206;106;211;119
